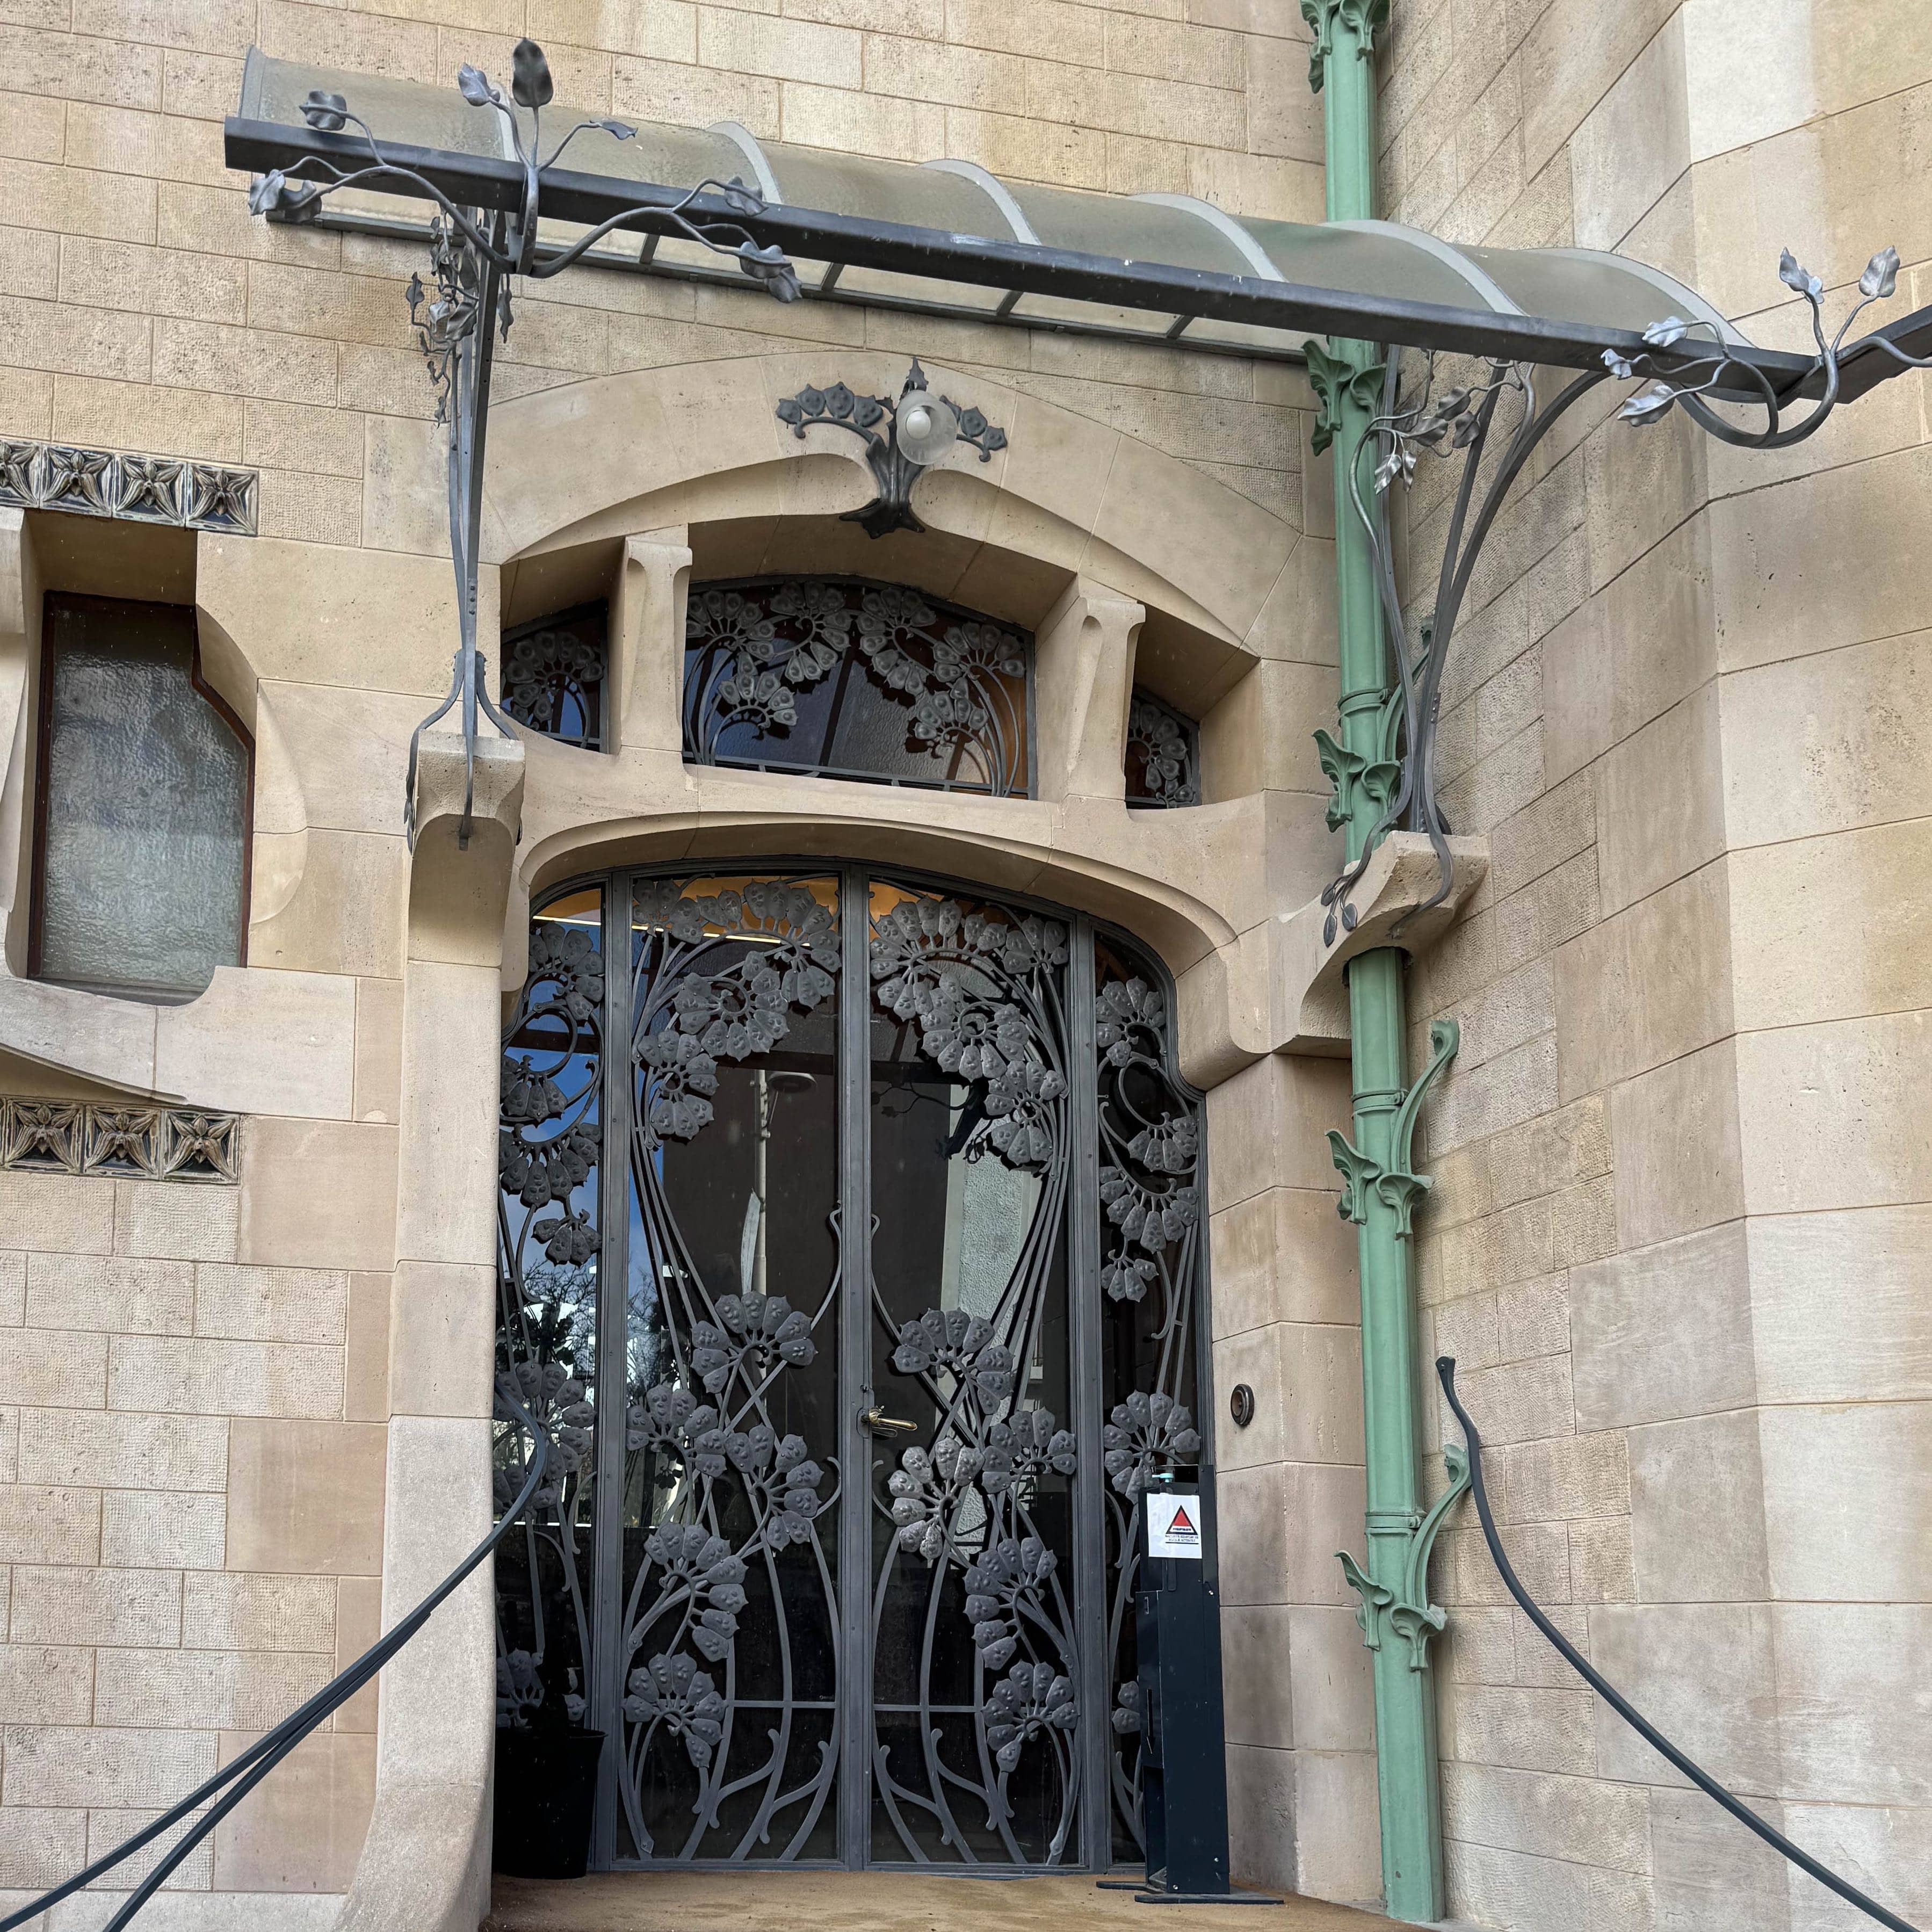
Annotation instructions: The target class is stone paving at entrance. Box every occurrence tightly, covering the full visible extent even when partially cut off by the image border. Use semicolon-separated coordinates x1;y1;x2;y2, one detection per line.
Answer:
484;1871;1402;1932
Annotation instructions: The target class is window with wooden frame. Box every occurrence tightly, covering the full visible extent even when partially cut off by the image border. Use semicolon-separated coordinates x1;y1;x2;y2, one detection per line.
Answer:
30;593;253;1001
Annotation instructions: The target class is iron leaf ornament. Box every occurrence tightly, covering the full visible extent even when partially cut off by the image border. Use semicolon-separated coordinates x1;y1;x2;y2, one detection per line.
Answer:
776;358;1008;537
244;39;802;850
1314;242;1932;942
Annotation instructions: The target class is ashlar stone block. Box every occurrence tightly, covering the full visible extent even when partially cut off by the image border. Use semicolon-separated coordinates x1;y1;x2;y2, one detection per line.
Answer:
182;1571;337;1654
28;1253;193;1335
1441;1759;1650;1872
0;1484;101;1566
226;1418;385;1578
10;1563;180;1646
101;1488;226;1570
0;1723;217;1810
1628;1409;1769;1604
192;1265;348;1345
1572;1220;1754;1430
106;1336;344;1421
0;1641;92;1724
17;1407;228;1492
211;1727;377;1894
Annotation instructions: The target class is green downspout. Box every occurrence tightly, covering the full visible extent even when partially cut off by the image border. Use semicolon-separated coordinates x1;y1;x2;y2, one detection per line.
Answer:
1302;2;1456;1922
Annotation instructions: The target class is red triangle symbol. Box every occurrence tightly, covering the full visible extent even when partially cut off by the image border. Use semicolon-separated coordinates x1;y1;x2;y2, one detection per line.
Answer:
1169;1504;1195;1532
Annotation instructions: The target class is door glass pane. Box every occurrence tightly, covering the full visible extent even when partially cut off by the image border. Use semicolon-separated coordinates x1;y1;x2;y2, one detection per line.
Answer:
38;594;248;999
1094;932;1206;1864
618;874;843;1863
496;885;605;1740
865;879;1081;1866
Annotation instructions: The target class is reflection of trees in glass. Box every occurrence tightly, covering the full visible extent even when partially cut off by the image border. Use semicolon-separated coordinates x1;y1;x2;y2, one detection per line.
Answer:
496;909;604;1734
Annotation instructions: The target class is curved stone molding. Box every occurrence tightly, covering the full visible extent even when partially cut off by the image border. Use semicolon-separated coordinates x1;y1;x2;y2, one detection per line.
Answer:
0;437;257;534
460;354;1297;662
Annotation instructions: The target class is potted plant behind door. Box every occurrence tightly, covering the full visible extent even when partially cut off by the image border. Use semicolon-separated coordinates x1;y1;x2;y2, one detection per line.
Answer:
493;1646;605;1879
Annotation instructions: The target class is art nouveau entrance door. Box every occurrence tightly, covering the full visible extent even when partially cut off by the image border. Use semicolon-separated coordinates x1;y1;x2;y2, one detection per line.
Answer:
495;867;1211;1871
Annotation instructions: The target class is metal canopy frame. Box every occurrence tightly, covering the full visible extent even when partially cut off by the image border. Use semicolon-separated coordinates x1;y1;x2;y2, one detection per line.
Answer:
227;111;1932;401
221;38;1932;862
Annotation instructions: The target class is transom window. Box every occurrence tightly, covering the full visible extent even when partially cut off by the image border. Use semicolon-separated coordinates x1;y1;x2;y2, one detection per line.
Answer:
1124;689;1199;808
501;601;608;751
31;593;251;1001
682;578;1032;797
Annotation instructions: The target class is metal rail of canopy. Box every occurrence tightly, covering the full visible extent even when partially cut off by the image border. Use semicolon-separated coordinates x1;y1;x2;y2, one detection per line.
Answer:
225;48;1931;398
219;39;1932;860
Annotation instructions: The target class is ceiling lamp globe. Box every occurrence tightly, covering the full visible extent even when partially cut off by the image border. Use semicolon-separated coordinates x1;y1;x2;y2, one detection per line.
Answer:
896;394;958;467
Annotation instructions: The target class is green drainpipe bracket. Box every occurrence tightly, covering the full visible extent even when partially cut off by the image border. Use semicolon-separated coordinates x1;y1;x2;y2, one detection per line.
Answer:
1313;701;1402;836
1300;0;1392;95
1339;1443;1472;1671
1327;1019;1459;1235
1304;339;1386;450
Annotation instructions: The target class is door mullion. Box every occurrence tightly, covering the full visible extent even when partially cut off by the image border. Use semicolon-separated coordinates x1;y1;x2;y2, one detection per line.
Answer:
1067;915;1110;1870
590;871;632;1869
837;863;874;1867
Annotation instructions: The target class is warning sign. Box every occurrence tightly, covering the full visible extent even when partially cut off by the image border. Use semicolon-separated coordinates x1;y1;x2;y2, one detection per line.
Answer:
1146;1492;1204;1559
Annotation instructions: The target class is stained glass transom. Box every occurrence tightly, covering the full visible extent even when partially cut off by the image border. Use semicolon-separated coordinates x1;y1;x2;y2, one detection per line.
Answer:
683;580;1032;797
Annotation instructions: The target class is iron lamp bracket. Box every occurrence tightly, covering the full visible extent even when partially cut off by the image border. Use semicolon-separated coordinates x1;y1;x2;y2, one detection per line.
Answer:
776;358;1007;538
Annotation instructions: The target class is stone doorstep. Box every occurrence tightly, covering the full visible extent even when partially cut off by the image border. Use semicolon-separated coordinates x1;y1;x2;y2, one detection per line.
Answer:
483;1870;1405;1932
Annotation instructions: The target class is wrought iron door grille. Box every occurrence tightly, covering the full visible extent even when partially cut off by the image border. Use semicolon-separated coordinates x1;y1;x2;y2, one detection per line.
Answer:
494;862;1211;1872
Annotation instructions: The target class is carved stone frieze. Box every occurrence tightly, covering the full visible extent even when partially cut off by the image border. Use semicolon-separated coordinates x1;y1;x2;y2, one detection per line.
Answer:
0;1097;238;1182
0;439;258;536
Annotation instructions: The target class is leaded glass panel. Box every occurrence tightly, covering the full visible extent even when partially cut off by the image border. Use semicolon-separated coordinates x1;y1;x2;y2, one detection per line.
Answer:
683;579;1031;797
34;594;250;999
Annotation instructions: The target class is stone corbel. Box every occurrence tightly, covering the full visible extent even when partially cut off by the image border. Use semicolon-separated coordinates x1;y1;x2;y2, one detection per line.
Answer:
1282;830;1487;1051
613;527;693;758
1032;576;1143;806
407;729;525;968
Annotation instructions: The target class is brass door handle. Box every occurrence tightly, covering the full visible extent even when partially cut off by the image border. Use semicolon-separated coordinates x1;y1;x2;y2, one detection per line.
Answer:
861;1407;918;1438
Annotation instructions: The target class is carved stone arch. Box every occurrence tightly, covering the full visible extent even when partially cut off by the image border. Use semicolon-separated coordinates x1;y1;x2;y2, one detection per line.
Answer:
472;352;1320;670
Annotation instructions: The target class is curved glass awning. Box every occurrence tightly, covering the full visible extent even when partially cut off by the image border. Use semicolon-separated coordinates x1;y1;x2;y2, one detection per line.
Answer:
228;47;1927;398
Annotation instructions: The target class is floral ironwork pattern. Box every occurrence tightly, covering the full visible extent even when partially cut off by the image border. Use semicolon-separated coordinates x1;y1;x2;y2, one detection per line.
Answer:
867;888;1083;1865
1124;690;1200;808
501;602;607;750
683;578;1031;797
496;899;607;1742
1094;937;1207;1859
619;872;843;1861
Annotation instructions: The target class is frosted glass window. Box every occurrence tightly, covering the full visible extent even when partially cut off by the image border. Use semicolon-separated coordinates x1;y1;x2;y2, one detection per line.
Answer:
35;595;250;1000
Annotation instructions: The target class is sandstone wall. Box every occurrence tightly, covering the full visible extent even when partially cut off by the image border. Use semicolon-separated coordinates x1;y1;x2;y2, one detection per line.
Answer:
1377;4;1932;1926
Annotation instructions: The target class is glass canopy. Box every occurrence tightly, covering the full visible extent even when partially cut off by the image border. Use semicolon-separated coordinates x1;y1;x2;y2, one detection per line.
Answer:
234;47;1771;371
